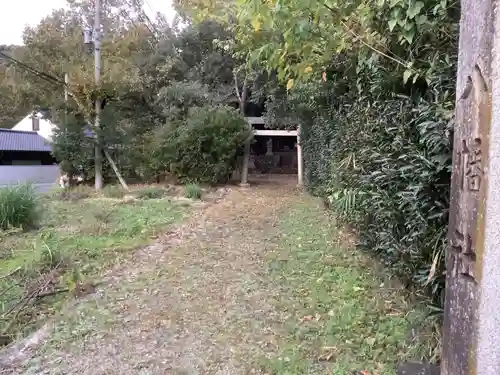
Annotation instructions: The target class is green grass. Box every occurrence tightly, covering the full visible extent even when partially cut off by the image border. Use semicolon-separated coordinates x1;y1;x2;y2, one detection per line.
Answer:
0;184;38;230
183;183;203;200
102;184;127;198
0;191;187;342
259;200;439;375
134;186;167;200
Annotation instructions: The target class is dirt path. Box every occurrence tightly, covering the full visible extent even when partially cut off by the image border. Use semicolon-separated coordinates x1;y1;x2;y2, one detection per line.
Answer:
6;176;301;375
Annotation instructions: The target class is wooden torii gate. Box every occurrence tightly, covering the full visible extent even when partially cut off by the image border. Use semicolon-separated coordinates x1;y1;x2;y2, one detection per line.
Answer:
240;117;303;187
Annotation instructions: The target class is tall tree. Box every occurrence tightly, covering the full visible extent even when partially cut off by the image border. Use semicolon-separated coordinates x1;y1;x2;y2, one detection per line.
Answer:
4;0;165;185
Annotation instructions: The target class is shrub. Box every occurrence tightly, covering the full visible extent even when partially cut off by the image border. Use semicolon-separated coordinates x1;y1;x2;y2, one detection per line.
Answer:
135;187;166;200
152;105;251;184
301;95;452;305
184;183;202;200
156;81;213;122
0;184;38;230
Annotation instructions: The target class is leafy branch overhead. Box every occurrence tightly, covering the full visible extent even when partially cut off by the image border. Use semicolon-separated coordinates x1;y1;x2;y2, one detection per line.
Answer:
235;0;454;85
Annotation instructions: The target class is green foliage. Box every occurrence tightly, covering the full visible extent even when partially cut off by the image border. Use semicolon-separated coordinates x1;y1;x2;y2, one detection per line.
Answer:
183;183;203;199
156;81;213;121
0;0;459;313
51;112;94;177
301;95;452;304
135;187;166;200
265;70;454;306
0;46;32;127
38;237;65;271
238;0;457;86
0;184;38;230
152;105;251;184
236;0;458;308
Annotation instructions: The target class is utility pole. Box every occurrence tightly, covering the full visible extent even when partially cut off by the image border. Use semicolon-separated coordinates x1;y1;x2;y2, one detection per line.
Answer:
64;72;69;137
93;0;103;190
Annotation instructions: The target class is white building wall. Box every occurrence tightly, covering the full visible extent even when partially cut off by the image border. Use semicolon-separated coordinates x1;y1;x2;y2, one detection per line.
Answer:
11;113;57;141
0;165;60;193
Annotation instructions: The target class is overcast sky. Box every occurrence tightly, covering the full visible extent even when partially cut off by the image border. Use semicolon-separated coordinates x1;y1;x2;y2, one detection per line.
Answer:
0;0;176;45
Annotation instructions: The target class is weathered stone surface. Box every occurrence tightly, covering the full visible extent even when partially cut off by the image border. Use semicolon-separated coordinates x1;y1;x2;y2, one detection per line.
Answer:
476;3;500;373
397;362;440;375
443;0;494;374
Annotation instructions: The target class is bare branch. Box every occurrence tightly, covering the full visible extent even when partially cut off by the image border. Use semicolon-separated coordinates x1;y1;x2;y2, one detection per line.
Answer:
0;268;20;280
104;150;129;191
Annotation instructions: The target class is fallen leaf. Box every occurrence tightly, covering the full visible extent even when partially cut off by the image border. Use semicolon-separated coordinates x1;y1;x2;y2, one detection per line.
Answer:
286;79;294;90
304;66;313;73
322;71;327;81
299;315;313;322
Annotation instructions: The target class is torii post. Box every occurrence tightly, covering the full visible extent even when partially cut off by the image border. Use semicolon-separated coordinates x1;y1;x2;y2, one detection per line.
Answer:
240;117;303;187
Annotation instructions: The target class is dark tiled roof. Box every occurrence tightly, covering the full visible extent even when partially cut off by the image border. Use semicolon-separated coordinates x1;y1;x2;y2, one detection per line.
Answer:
0;129;52;152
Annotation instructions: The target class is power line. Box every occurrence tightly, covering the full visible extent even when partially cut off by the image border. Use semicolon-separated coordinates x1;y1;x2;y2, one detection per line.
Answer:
0;44;147;112
0;51;65;87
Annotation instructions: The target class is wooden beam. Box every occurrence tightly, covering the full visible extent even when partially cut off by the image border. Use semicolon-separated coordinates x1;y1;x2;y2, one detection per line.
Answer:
246;117;265;125
254;129;298;136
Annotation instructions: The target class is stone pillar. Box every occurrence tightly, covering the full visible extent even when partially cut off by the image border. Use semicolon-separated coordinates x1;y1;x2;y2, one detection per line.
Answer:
476;3;500;373
240;126;252;187
297;125;304;186
441;1;494;374
265;138;273;156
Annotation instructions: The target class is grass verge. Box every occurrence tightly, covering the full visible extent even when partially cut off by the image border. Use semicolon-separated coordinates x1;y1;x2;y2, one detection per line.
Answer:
0;184;38;230
0;188;187;343
183;183;203;200
260;199;439;375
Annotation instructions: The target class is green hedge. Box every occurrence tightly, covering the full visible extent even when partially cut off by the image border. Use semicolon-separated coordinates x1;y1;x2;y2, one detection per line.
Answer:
301;95;453;304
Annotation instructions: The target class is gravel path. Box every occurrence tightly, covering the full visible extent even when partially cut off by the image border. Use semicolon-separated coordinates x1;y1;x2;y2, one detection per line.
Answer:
5;176;300;375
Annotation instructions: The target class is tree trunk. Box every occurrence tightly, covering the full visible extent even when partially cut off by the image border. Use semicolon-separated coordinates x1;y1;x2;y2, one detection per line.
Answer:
235;73;251;186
